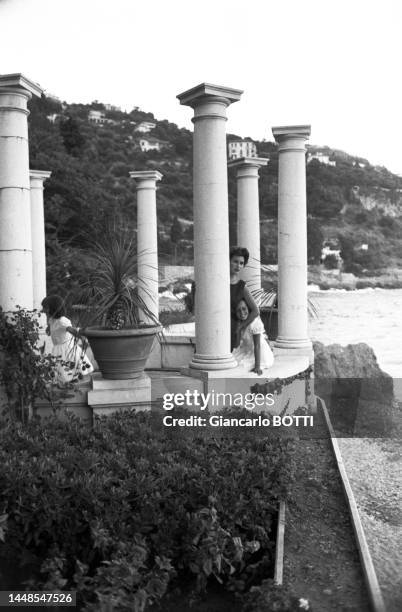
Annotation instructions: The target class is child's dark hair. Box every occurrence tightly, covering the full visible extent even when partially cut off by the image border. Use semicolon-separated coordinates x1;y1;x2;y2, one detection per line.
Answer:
41;295;67;318
230;246;249;266
236;298;250;317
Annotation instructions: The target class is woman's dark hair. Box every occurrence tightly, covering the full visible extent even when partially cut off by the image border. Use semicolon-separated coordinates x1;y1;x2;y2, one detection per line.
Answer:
230;246;249;266
41;295;67;318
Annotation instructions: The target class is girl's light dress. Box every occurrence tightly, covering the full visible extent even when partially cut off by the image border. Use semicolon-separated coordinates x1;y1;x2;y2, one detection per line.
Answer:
49;316;94;383
232;316;274;372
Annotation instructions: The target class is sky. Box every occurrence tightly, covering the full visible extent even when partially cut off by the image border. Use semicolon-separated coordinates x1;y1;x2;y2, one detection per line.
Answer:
1;0;401;174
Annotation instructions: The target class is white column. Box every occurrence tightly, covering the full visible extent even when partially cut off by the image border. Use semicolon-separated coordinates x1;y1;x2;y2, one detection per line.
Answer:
228;157;268;295
0;74;42;311
30;170;51;312
177;83;242;370
129;170;162;323
272;125;311;351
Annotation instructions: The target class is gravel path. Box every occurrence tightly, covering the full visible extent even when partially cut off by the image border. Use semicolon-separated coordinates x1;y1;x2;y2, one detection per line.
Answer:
338;437;402;612
285;437;370;611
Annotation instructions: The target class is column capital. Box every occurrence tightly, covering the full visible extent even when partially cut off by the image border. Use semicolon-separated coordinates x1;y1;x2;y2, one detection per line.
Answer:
129;170;163;184
29;170;52;187
178;83;243;125
272;125;311;152
0;73;43;98
228;157;269;172
177;83;243;109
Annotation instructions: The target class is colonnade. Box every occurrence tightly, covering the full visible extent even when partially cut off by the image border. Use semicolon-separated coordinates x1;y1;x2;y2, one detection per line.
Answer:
0;74;312;371
178;83;312;368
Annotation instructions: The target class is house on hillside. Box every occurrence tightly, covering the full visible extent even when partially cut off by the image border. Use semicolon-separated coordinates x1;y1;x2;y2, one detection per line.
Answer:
88;110;117;126
320;239;342;266
88;110;107;124
228;139;257;160
307;151;336;166
139;137;169;152
135;121;156;133
104;103;122;112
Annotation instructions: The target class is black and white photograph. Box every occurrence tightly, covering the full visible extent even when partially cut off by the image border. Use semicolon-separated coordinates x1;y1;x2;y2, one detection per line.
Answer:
0;0;401;610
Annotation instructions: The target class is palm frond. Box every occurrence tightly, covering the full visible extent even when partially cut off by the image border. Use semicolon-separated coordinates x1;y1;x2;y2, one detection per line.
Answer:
72;223;160;328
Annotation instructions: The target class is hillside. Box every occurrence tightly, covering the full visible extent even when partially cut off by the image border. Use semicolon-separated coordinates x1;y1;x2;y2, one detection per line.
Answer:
27;95;402;295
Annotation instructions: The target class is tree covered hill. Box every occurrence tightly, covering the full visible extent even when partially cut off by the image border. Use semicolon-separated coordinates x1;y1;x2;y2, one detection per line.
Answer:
28;94;402;294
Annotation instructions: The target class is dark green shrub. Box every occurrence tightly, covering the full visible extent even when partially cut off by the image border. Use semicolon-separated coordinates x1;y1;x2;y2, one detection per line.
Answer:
323;254;339;270
0;410;294;610
0;307;66;422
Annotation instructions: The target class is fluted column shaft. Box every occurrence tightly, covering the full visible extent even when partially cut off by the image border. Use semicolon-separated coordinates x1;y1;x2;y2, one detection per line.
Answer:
228;157;268;296
0;74;42;310
129;170;162;323
178;83;243;370
272;125;311;350
30;170;51;311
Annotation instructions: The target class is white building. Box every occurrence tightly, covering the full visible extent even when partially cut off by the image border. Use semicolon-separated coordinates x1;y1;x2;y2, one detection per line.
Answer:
307;151;336;166
228;139;257;160
104;103;122;112
139;137;169;152
88;110;107;124
321;245;341;261
353;161;367;169
135;121;156;133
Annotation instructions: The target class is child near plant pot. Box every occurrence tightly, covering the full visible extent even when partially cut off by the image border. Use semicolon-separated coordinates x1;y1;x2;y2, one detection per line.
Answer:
41;295;94;384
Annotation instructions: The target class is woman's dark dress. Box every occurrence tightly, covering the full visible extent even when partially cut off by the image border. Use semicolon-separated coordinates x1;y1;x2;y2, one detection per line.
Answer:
230;280;246;350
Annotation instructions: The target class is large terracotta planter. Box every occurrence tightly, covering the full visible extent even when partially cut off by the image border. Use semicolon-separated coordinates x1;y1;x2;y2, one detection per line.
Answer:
85;325;162;379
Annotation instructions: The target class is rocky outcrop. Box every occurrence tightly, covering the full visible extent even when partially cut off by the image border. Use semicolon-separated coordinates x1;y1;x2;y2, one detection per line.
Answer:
313;342;394;436
358;191;402;218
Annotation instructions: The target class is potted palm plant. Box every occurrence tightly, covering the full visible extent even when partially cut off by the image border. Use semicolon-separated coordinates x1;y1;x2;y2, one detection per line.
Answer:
75;224;161;380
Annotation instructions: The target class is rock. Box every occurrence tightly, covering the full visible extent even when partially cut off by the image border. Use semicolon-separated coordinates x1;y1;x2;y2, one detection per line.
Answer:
313;342;394;436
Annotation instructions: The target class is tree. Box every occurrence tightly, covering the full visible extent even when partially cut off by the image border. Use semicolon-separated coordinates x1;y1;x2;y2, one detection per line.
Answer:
59;116;85;156
170;216;183;243
307;217;324;264
323;254;339;269
338;234;355;272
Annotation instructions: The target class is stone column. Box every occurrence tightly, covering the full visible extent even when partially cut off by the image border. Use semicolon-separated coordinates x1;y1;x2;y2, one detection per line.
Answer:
30;170;51;312
129;170;162;323
272;125;311;351
0;74;42;311
177;83;242;370
227;157;269;295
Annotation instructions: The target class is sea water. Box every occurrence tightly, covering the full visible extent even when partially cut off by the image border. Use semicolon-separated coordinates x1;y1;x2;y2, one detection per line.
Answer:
309;287;402;398
164;288;402;396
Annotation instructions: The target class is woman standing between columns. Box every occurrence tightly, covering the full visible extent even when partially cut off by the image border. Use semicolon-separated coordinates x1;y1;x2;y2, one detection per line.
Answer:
230;246;259;350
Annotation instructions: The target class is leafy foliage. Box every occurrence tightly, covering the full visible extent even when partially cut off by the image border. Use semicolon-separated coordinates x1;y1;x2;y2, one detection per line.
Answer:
72;223;160;329
0;308;66;421
0;410;295;609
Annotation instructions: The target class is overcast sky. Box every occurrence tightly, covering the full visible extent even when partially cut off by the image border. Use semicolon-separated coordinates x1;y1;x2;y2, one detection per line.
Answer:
1;0;401;174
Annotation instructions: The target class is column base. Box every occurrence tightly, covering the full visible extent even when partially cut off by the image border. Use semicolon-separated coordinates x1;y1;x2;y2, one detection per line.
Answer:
273;339;314;365
189;352;238;371
274;337;312;350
